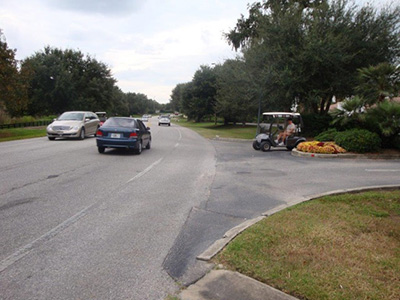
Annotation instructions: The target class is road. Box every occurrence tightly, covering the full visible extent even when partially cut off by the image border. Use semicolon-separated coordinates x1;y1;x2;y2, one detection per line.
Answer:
0;119;216;299
1;118;399;299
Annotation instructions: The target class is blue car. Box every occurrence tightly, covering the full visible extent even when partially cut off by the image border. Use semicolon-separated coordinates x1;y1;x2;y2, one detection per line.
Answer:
96;117;151;154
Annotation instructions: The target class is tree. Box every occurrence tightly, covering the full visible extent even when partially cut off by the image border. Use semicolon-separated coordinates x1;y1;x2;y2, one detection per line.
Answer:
365;100;400;148
0;30;29;117
109;87;129;116
215;59;259;124
330;95;366;129
21;47;116;115
356;63;400;105
170;83;188;112
124;92;160;115
225;0;400;114
178;66;217;122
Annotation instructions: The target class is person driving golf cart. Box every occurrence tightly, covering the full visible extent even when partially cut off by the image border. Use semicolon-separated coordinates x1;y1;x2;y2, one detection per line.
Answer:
252;112;306;152
276;117;296;145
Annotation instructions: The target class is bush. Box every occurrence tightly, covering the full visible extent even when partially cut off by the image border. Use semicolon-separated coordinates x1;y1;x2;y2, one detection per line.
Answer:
364;100;400;149
302;114;332;137
314;128;338;141
335;129;381;153
393;135;400;150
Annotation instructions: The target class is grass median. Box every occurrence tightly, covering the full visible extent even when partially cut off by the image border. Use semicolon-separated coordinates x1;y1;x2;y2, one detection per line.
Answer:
215;190;400;300
0;127;47;142
172;119;256;140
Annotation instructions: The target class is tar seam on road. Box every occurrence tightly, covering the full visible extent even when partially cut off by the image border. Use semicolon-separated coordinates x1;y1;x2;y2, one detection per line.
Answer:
127;158;163;183
365;169;400;172
177;128;182;141
0;203;95;273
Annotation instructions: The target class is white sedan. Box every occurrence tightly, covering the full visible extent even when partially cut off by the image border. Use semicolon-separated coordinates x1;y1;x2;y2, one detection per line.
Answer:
158;115;171;126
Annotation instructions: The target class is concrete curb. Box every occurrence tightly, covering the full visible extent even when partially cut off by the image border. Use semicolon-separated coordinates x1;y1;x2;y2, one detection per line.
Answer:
197;184;400;262
197;216;265;261
292;148;400;159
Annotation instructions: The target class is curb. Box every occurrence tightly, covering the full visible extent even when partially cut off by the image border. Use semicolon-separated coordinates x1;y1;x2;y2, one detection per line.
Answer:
291;148;400;159
197;184;400;262
197;216;265;261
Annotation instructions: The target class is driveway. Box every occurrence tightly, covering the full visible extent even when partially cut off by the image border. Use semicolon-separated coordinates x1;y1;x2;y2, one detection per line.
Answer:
164;139;400;285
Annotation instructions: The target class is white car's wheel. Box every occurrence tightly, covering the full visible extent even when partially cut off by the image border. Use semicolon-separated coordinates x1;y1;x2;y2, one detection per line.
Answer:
79;128;85;140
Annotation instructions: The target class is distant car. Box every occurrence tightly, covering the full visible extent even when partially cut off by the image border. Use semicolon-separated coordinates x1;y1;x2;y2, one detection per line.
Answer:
158;115;171;126
96;117;151;154
47;111;100;140
142;115;149;122
95;112;107;126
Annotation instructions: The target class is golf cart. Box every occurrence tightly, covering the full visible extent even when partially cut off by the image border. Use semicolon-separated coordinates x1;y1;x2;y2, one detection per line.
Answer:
253;112;306;151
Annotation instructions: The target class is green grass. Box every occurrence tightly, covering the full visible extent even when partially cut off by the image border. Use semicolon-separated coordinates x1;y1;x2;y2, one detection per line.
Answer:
0;127;47;142
173;119;257;139
215;190;400;300
165;296;180;300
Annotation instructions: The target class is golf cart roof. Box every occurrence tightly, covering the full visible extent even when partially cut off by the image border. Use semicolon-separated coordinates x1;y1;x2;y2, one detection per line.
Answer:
262;112;301;117
95;112;106;115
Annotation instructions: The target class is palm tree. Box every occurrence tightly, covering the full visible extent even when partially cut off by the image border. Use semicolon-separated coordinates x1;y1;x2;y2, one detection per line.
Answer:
356;63;400;105
330;96;366;128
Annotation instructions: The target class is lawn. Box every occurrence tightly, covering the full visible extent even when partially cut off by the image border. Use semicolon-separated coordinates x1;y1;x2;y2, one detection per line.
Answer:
0;127;47;142
172;119;257;140
215;190;400;300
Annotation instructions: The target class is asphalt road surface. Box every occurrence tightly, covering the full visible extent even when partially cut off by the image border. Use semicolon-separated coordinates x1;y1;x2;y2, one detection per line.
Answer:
1;118;399;299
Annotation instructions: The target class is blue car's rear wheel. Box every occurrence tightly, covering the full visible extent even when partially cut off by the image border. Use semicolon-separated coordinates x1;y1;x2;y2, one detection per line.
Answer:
98;147;105;153
135;140;142;155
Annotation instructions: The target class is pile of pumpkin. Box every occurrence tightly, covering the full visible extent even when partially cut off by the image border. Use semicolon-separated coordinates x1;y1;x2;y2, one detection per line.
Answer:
296;141;346;154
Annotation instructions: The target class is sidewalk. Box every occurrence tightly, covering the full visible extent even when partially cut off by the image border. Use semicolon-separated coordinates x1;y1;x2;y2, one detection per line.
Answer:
180;270;298;300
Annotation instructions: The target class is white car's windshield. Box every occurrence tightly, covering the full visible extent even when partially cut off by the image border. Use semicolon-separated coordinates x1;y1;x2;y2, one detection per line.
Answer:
58;112;84;121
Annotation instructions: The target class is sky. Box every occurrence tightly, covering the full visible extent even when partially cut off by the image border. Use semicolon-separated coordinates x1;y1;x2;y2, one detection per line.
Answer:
0;0;395;104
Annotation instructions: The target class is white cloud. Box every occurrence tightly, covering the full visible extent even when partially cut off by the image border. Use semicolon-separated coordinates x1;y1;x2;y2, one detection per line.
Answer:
0;0;247;103
45;0;146;16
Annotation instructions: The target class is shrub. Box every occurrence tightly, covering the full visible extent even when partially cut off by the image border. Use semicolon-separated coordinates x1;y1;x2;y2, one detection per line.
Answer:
335;129;381;153
393;135;400;150
365;100;400;149
301;114;332;137
314;128;338;141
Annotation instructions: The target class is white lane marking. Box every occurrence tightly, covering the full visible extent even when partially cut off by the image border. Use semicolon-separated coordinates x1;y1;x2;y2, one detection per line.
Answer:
0;203;95;273
127;158;163;183
365;169;400;172
174;143;179;148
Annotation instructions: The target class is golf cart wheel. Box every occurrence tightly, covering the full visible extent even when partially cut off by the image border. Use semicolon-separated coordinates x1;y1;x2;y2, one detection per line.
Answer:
260;141;271;152
252;140;261;150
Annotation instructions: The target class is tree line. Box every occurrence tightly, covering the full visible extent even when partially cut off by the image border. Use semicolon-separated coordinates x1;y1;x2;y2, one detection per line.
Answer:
0;30;163;120
169;0;400;124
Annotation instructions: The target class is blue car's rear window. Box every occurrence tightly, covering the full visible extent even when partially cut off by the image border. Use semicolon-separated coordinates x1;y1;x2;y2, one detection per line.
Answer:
103;118;136;128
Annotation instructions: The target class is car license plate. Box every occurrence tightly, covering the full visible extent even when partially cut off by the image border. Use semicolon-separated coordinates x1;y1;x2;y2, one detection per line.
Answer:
110;133;121;138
